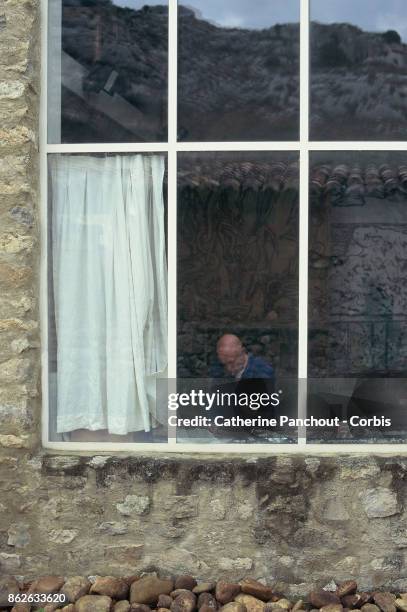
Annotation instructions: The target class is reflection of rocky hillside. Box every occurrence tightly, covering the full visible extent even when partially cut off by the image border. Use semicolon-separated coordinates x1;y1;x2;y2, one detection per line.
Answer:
311;23;407;140
61;1;168;142
61;3;407;142
60;1;301;142
178;6;299;141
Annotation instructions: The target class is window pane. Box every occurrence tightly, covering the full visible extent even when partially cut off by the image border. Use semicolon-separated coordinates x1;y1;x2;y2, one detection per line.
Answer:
308;152;407;442
48;1;168;144
178;2;300;141
177;152;299;444
48;154;168;442
311;0;407;140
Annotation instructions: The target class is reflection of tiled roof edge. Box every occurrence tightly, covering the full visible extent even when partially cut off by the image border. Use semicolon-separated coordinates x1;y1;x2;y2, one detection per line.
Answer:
177;162;407;200
177;161;299;191
311;163;407;202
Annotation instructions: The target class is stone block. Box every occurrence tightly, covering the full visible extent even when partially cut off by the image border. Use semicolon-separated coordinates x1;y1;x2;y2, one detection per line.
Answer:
48;529;78;544
234;594;265;612
0;232;34;254
0;552;21;572
61;576;91;603
0;81;25;99
0;40;30;72
130;575;173;605
165;495;198;519
359;487;401;518
218;558;253;571
9;206;34;227
75;595;112;612
117;495;151;516
105;544;145;565
0;126;35;147
322;497;350;521
7;522;30;547
98;522;128;536
209;498;226;520
0;357;31;384
0;576;20;607
0;262;32;289
0;434;29;448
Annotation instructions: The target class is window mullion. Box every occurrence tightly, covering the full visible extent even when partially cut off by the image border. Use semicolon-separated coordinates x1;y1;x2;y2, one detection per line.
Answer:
40;0;50;446
298;0;310;445
167;0;178;446
46;143;170;154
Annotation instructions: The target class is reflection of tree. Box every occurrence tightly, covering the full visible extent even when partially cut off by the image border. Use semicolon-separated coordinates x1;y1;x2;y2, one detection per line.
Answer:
318;33;350;68
382;30;401;45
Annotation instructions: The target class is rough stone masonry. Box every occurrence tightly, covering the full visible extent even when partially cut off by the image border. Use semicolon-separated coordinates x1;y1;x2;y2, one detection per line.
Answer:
3;0;407;593
3;454;407;591
0;0;41;452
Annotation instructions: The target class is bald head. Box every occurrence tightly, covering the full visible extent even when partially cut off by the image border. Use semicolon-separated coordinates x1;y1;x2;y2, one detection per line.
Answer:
217;334;248;376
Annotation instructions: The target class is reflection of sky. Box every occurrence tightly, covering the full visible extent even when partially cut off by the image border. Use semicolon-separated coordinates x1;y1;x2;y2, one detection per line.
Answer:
113;1;299;28
312;0;407;42
114;1;407;41
180;1;299;29
114;0;167;7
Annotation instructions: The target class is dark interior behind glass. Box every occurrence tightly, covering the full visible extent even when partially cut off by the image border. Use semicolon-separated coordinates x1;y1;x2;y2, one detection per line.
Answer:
177;152;299;443
308;152;407;442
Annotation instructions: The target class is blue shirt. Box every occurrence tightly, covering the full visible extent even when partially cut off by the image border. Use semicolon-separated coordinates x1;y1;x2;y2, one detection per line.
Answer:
210;353;275;384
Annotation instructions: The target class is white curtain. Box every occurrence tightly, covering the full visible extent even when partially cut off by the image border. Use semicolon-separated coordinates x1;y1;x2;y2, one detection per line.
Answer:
50;154;167;435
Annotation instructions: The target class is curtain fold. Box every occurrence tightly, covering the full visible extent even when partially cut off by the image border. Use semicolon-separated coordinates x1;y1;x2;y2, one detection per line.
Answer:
50;154;167;435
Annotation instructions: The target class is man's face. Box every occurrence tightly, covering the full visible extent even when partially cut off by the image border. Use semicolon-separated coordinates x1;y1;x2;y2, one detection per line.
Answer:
217;344;246;375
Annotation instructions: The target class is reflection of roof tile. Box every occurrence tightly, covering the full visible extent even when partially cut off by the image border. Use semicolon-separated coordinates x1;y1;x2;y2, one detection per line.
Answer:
178;161;299;191
311;164;407;204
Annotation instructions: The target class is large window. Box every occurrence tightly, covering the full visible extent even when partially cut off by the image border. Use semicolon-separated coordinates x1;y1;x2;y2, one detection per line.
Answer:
42;0;407;450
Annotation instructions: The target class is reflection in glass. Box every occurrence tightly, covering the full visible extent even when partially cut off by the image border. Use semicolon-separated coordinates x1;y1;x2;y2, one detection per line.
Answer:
178;1;300;141
311;0;407;140
308;152;407;442
48;1;168;143
177;152;299;443
48;154;168;443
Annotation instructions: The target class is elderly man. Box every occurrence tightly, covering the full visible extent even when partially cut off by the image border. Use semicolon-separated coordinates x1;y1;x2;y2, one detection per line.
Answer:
210;333;275;382
208;334;275;438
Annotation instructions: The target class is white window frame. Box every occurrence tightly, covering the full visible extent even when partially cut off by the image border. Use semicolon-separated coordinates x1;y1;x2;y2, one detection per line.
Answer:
40;0;407;453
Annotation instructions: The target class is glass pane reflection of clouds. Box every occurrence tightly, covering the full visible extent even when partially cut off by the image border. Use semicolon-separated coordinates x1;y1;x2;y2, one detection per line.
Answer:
114;1;167;7
182;0;300;30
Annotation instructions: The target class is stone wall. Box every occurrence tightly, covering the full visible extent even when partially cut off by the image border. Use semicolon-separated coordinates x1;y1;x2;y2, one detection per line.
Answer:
0;0;41;451
2;0;407;594
2;453;407;593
